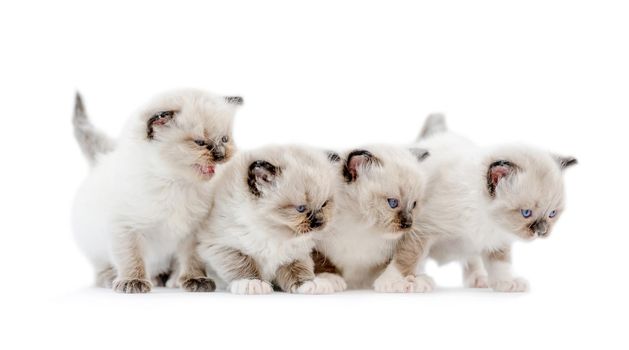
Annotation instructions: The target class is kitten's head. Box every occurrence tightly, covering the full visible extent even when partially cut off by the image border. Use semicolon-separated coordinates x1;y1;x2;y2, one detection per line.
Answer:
246;146;338;236
485;145;577;240
341;146;430;239
135;89;242;182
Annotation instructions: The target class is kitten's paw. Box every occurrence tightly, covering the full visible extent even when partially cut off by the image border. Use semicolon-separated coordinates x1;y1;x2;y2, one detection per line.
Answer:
113;279;152;294
410;274;435;293
294;278;336;294
181;277;216;293
316;273;347;292
229;279;273;295
374;274;434;293
490;277;529;292
465;272;489;288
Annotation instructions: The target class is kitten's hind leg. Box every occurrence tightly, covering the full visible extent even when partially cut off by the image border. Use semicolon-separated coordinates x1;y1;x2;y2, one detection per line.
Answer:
177;236;215;292
95;265;116;288
111;231;152;293
312;249;347;292
463;256;489;288
202;245;272;295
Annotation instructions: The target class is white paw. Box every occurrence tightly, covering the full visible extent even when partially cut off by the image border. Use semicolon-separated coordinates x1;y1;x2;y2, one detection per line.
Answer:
490;277;529;292
229;279;273;295
294;277;335;294
374;274;434;293
316;273;347;292
465;272;489;288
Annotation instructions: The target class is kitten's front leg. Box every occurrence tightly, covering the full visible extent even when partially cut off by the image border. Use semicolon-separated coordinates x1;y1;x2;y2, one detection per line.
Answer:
276;257;335;294
483;246;529;292
177;235;216;292
111;231;152;293
374;234;434;293
202;245;272;295
463;256;489;288
311;249;347;292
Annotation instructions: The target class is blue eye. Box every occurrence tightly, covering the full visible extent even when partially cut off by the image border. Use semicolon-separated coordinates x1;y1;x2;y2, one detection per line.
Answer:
295;205;307;213
549;210;557;218
521;209;533;218
387;198;399;209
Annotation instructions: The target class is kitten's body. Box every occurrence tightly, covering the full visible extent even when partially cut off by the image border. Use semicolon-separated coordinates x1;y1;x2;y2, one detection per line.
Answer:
315;146;432;291
72;89;241;293
406;115;576;291
191;145;340;294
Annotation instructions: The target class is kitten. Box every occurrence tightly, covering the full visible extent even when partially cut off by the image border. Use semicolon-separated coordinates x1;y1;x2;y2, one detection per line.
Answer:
189;145;338;294
72;89;242;293
313;145;433;292
395;114;577;292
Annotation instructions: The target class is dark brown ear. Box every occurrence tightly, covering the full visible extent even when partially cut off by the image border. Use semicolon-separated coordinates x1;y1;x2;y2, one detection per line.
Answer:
554;155;578;170
147;111;176;140
409;148;430;161
487;160;517;197
343;150;380;182
225;96;244;105
247;160;280;197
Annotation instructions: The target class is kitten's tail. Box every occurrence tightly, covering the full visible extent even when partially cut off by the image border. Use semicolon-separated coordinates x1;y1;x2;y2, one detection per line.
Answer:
73;92;115;165
416;113;447;141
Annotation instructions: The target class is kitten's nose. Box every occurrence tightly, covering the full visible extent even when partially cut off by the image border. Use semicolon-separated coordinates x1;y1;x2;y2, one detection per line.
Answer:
399;212;413;229
531;220;549;237
212;150;226;162
309;212;325;229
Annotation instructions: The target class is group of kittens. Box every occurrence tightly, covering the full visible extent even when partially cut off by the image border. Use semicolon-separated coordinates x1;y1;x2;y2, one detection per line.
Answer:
71;88;577;294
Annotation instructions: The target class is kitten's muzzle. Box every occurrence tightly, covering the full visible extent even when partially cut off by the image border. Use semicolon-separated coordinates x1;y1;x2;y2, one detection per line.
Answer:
308;211;326;230
398;212;413;230
530;220;549;237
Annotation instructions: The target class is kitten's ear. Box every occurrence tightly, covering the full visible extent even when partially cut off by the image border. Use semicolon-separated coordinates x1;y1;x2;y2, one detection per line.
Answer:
343;150;380;182
248;160;281;197
326;151;341;163
409;148;430;162
147;110;176;140
225;96;244;106
553;155;578;170
486;160;517;197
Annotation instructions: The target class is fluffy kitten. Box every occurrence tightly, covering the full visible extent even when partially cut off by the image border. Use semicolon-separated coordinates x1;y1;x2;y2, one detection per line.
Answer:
313;145;433;292
72;89;242;293
396;114;577;292
188;145;339;294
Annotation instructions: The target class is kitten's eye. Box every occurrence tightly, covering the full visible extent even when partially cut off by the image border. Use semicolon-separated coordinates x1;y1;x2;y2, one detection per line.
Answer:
322;200;328;208
412;201;417;209
549;210;557;218
221;135;229;143
193;139;206;146
387;198;399;209
521;209;533;218
295;205;307;213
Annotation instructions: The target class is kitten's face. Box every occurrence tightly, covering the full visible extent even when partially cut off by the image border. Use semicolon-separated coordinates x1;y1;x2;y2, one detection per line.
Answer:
486;146;577;240
342;147;429;239
247;147;337;237
140;90;242;182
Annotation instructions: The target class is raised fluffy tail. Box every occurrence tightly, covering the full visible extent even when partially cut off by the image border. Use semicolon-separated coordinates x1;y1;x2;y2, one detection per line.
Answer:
73;92;115;165
416;113;447;141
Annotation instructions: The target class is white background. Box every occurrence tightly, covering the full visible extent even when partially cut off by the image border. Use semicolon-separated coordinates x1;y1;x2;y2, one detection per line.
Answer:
1;1;627;349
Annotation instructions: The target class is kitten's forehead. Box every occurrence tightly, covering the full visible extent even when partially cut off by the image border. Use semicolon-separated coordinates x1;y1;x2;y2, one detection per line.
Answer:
146;89;235;135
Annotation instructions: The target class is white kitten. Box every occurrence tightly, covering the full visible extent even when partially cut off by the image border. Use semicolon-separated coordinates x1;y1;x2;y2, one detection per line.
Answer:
397;114;577;292
313;146;433;292
191;145;338;294
71;89;242;293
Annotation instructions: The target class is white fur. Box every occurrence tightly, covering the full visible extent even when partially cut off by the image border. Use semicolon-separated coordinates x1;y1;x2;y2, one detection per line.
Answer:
72;89;238;288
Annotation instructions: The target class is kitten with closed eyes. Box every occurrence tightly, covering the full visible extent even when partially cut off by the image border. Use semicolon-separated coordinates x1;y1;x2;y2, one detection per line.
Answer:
72;89;242;293
185;145;339;294
388;114;577;292
313;145;433;292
